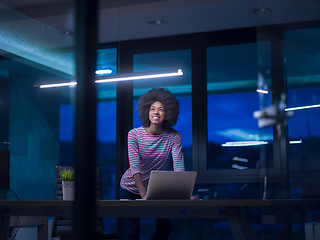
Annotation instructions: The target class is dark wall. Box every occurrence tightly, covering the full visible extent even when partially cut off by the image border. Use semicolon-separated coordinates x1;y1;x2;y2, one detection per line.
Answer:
0;77;10;151
8;71;60;200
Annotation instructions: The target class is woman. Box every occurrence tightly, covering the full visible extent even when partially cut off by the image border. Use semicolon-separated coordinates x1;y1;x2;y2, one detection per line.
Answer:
120;88;185;240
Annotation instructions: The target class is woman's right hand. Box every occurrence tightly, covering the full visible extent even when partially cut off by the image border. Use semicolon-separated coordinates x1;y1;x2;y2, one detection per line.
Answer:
133;173;147;200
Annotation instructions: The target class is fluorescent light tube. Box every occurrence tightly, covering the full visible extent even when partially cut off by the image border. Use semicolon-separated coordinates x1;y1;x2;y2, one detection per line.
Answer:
285;104;320;111
222;141;268;147
232;164;248;170
256;89;269;94
34;69;183;88
232;157;249;162
95;69;183;84
39;82;77;88
95;69;112;75
289;139;302;144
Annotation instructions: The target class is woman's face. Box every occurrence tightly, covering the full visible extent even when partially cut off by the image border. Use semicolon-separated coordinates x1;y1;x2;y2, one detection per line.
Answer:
149;101;166;126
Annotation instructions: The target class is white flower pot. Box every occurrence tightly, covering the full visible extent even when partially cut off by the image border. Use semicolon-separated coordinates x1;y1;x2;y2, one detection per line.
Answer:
62;181;75;201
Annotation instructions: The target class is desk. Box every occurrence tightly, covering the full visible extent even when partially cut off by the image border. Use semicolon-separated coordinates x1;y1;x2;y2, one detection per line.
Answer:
0;199;319;240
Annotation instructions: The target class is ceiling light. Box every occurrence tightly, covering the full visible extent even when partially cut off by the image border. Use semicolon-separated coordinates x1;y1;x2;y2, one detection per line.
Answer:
37;81;77;89
61;31;73;36
289;139;302;144
232;157;248;162
148;20;168;26
256;89;269;94
222;141;268;147
95;69;183;84
95;69;113;75
34;69;183;88
252;8;272;14
285;104;320;111
232;164;248;170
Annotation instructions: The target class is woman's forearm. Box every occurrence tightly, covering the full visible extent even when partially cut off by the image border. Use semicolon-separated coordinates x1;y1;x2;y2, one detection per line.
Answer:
133;173;147;199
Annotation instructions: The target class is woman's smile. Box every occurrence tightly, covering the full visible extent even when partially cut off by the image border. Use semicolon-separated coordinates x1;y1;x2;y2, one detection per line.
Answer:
149;101;165;125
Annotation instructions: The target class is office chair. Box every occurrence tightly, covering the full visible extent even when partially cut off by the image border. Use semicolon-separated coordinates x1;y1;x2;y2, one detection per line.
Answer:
52;165;119;240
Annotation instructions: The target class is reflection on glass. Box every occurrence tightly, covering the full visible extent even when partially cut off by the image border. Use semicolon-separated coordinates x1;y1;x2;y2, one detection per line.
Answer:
59;48;118;201
0;2;76;200
96;47;117;202
285;27;320;199
96;48;117;76
207;42;273;170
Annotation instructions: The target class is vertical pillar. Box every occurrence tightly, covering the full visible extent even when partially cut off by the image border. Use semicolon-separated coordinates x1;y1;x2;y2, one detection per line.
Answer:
116;44;133;199
73;0;98;239
192;44;207;173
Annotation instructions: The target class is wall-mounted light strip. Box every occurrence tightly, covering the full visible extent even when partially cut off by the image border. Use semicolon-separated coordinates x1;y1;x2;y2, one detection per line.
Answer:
34;69;183;88
256;89;269;94
222;141;268;147
285;104;320;111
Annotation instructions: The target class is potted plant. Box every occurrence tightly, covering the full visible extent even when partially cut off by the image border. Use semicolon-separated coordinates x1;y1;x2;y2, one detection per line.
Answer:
59;169;75;201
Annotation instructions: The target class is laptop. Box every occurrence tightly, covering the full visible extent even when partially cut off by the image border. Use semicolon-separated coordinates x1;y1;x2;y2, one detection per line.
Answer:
145;171;197;200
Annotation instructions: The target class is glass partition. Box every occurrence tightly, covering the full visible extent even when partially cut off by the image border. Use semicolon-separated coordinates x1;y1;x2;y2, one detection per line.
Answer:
0;2;76;200
58;47;117;200
1;0;320;239
0;0;119;236
207;42;273;171
284;27;320;199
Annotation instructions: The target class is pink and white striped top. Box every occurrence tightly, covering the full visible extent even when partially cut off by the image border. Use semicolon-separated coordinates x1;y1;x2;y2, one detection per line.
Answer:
120;126;185;195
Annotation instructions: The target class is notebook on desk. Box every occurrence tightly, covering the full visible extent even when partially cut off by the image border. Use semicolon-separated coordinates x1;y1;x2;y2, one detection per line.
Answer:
145;171;197;200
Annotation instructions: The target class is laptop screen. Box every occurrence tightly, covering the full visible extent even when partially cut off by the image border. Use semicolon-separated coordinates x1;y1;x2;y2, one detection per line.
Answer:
145;171;197;200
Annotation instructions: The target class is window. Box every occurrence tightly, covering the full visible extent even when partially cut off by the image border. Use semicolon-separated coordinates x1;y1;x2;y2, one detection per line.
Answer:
132;49;193;170
5;27;76;200
96;47;117;199
59;47;118;201
206;42;273;176
284;27;320;199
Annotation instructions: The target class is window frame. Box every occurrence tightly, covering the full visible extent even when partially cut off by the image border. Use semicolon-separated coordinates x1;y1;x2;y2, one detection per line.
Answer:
111;21;320;187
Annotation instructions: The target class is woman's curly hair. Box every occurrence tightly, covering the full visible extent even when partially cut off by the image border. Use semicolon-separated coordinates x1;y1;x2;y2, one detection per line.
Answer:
137;88;180;130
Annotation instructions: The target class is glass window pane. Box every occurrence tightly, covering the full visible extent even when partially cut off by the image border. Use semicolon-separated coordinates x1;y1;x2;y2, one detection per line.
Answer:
96;48;117;76
58;47;117;232
0;2;76;200
207;42;273;170
133;49;192;170
284;27;320;199
58;47;117;200
96;88;117;201
96;48;117;201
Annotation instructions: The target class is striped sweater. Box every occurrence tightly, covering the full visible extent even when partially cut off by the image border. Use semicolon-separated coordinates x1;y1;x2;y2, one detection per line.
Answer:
120;126;185;195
